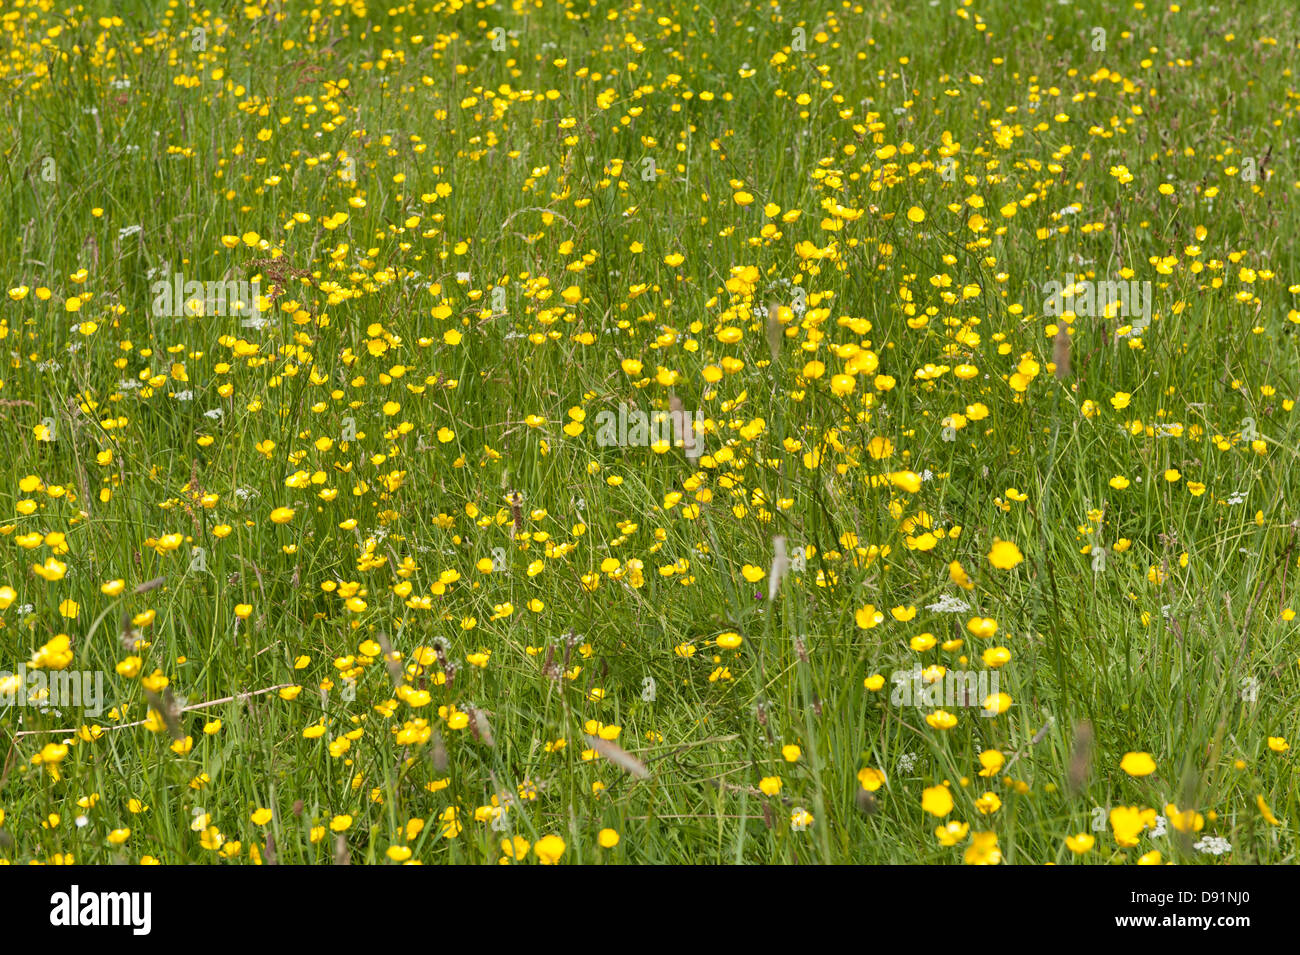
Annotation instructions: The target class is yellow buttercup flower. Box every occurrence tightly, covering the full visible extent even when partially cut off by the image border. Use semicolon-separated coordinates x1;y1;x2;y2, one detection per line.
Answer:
986;539;1024;570
921;784;954;817
1119;752;1156;777
533;834;566;865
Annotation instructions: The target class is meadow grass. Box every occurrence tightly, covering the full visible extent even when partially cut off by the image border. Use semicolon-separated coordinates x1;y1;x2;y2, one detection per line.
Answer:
0;0;1298;864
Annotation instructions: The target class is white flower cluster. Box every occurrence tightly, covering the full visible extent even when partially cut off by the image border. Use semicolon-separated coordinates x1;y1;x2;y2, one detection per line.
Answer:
926;593;970;614
1193;836;1232;856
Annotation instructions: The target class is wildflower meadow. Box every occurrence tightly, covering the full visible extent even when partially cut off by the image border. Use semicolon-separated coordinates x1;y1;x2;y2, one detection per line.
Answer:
0;0;1298;879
